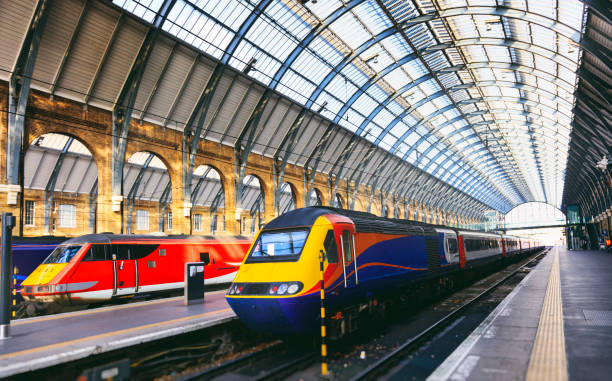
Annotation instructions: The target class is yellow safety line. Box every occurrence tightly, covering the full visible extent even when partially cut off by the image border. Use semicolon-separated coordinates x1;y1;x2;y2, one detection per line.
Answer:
0;308;233;360
14;289;227;326
526;249;567;381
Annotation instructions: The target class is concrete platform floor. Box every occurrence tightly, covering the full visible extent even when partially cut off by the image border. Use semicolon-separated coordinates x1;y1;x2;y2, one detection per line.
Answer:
0;290;235;378
429;247;612;381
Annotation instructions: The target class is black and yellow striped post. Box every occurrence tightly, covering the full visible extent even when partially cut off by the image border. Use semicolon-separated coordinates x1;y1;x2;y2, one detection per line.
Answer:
319;249;327;376
12;267;17;318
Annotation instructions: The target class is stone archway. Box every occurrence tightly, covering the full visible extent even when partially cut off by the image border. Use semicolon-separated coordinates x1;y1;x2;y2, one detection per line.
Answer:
23;133;98;235
308;188;323;206
278;182;297;214
191;164;225;234
123;151;171;234
241;175;265;235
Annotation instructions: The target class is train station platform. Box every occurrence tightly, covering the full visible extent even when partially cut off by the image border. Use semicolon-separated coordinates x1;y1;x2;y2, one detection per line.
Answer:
0;290;235;378
429;247;612;381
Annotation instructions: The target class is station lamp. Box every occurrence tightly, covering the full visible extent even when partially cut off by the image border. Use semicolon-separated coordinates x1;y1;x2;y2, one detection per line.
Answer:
243;57;257;74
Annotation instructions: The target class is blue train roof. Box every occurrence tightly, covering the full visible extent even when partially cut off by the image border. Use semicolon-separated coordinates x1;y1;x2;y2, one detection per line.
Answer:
264;207;437;236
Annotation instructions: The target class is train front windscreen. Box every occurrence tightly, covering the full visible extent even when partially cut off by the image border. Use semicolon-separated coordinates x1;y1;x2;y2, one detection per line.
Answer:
245;229;309;263
42;245;83;264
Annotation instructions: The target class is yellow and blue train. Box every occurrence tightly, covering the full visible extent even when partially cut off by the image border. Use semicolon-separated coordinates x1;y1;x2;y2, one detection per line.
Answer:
226;207;541;336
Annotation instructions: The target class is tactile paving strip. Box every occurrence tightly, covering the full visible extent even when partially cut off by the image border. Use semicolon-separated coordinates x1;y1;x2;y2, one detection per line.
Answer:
526;250;568;381
582;310;612;327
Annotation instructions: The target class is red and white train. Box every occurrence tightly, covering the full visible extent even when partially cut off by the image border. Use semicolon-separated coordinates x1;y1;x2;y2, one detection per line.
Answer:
21;234;251;306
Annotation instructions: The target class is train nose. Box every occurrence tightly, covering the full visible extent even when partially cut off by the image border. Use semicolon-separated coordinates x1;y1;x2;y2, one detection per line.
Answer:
226;294;320;335
21;264;66;287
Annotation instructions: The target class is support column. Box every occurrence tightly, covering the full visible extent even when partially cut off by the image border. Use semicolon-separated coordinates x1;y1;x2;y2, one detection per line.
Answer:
223;174;239;235
263;181;275;224
89;130;118;233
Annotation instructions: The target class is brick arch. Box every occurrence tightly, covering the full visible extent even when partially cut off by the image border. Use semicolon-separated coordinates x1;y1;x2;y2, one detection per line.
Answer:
353;197;365;212
192;162;228;194
123;150;173;201
334;192;345;209
278;180;298;209
26;130;103;175
123;138;181;192
124;147;172;170
243;173;267;209
309;187;327;206
191;164;226;208
393;204;402;219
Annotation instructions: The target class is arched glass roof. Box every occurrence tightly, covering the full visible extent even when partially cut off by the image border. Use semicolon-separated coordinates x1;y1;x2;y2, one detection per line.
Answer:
112;0;588;212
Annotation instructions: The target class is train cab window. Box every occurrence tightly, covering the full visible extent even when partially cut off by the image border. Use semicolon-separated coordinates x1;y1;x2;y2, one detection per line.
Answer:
246;228;309;262
43;245;83;264
446;238;458;254
342;231;352;263
323;230;338;264
83;244;110;261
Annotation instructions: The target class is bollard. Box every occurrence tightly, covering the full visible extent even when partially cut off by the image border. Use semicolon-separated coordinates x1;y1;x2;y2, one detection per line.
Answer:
319;249;327;376
1;213;16;339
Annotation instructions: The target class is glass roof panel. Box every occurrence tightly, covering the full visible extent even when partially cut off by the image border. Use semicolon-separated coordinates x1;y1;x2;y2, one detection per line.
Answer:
329;12;371;50
114;0;587;212
113;0;162;22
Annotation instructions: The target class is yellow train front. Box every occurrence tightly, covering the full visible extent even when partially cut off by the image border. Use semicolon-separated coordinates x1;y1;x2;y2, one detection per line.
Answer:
226;208;339;334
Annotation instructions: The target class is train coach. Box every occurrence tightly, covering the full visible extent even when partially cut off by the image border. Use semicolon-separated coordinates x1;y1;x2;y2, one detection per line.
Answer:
21;234;251;308
226;207;542;336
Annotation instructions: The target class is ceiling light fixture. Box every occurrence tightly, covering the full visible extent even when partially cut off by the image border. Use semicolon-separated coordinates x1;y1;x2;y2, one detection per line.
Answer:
243;57;257;74
316;101;328;113
364;53;379;65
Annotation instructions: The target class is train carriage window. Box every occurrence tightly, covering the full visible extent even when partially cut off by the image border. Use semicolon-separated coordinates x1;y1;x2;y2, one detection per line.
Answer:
323;230;339;264
110;244;158;260
200;252;211;265
113;245;131;260
342;231;352;263
131;244;159;260
447;238;458;254
83;244;110;261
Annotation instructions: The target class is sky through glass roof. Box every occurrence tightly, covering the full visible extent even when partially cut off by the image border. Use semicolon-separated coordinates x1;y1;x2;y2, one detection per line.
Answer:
112;0;587;213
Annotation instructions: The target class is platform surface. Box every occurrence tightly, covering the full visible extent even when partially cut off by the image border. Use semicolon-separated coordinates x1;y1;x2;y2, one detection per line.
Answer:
429;247;612;381
0;290;235;378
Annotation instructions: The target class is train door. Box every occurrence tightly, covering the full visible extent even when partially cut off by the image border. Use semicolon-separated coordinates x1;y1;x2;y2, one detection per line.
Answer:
458;235;466;268
445;234;459;264
339;228;358;288
112;244;137;296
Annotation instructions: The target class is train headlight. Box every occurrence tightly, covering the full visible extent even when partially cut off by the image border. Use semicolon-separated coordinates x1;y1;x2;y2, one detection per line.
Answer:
277;284;288;295
287;283;299;294
54;284;67;293
269;285;278;294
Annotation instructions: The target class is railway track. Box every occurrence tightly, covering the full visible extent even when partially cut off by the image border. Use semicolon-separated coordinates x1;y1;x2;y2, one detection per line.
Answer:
172;250;547;381
176;341;316;381
349;248;549;381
